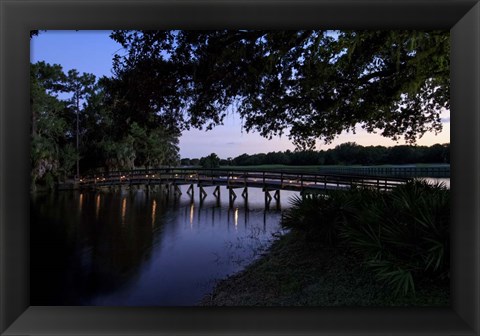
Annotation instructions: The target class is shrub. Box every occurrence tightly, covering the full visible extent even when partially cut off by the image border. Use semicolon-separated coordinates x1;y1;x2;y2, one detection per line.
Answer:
281;191;357;246
282;180;450;297
340;180;450;296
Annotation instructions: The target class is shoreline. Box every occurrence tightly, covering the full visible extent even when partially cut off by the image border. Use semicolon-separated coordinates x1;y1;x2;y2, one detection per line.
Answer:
199;231;450;307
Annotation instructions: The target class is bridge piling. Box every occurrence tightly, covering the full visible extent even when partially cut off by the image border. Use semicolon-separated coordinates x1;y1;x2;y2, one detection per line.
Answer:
187;184;194;202
273;190;280;209
173;184;182;197
264;189;272;208
199;186;207;203
241;187;248;200
229;188;237;207
213;185;220;201
273;190;280;202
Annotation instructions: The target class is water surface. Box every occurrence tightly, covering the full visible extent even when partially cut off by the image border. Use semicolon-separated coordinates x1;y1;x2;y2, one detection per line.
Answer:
31;177;450;306
31;185;295;306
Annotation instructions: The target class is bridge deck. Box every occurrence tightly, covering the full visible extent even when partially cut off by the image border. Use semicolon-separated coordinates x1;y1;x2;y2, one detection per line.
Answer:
71;168;410;193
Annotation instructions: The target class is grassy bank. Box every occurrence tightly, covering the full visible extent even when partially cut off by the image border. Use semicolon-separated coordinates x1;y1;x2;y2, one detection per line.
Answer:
199;231;449;306
200;180;450;306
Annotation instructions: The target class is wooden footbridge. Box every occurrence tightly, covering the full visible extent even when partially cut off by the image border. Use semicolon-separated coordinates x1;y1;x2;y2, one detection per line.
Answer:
69;168;412;207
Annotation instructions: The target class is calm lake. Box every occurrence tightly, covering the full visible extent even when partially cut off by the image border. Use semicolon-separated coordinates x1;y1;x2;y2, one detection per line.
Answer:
30;177;450;306
31;185;295;306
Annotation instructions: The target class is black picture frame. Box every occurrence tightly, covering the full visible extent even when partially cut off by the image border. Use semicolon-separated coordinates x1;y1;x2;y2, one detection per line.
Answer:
1;0;479;335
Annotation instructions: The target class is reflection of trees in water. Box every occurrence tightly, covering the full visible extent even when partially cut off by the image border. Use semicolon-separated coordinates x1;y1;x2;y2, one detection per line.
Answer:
30;190;170;305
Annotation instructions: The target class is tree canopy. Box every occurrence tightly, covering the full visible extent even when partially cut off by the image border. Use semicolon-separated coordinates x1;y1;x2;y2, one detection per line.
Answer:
225;142;450;167
200;153;221;169
110;30;450;150
30;61;180;189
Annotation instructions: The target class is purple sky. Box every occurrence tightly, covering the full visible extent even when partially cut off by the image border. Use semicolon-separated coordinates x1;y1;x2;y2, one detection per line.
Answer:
30;30;450;159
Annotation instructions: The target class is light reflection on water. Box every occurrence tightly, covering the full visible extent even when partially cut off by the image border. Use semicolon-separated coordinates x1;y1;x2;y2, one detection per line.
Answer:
151;199;157;227
95;194;101;219
121;197;127;226
31;185;295;306
79;193;84;212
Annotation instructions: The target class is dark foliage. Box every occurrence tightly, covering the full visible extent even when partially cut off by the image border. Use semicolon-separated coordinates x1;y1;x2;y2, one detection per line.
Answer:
226;142;449;166
281;180;450;297
111;30;449;149
30;61;180;189
199;153;220;169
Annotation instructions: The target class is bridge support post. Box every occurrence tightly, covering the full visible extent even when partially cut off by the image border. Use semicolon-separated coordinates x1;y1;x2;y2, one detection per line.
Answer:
229;188;237;207
273;189;280;201
273;190;280;209
213;185;220;200
199;185;207;203
264;189;272;209
241;187;249;209
241;187;248;200
187;184;194;202
173;183;182;197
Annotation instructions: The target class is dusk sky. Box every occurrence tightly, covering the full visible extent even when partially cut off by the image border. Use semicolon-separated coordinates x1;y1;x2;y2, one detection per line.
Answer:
30;30;451;159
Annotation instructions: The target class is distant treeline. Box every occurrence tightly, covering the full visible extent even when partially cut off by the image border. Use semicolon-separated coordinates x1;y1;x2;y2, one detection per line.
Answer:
182;142;450;168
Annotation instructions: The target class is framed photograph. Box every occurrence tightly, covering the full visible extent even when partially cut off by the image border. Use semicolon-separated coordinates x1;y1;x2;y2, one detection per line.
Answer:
1;0;479;335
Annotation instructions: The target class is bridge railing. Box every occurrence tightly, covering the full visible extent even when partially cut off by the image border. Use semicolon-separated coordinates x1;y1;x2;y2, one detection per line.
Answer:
77;167;412;191
317;166;450;178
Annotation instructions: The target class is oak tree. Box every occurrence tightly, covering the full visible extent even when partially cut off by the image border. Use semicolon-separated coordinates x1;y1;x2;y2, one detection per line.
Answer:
110;30;449;150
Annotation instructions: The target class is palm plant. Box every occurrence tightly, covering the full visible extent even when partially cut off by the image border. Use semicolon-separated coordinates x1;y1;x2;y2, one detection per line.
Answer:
282;190;358;246
340;180;450;297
